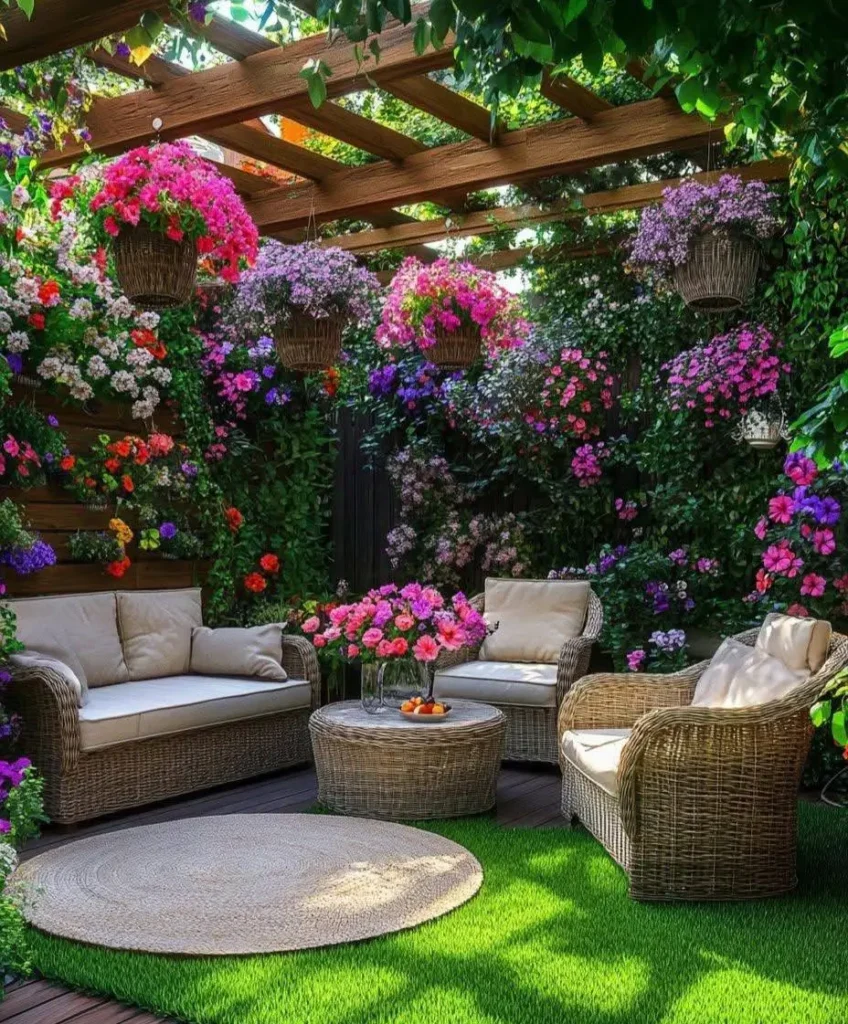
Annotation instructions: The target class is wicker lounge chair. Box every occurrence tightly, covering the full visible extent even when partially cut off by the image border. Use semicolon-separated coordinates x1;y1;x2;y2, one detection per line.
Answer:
435;577;603;763
558;617;848;901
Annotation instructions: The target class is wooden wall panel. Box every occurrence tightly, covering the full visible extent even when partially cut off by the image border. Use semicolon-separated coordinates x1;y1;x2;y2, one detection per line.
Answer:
2;386;203;598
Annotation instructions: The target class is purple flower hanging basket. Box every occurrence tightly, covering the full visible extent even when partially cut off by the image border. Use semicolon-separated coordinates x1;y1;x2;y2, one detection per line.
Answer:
673;229;760;312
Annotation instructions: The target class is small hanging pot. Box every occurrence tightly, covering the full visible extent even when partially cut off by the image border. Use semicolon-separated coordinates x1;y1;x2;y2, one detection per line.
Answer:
113;224;198;311
427;324;482;370
734;401;788;450
273;308;345;373
674;229;760;313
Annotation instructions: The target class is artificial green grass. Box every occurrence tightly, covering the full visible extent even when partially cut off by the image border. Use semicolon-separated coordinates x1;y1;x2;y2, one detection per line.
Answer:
28;804;848;1024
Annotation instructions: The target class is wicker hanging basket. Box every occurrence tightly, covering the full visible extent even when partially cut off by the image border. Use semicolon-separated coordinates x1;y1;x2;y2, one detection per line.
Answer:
273;309;345;373
113;225;198;311
427;325;482;370
673;230;760;313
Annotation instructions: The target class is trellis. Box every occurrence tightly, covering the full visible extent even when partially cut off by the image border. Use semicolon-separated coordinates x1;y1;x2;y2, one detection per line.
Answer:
0;1;791;270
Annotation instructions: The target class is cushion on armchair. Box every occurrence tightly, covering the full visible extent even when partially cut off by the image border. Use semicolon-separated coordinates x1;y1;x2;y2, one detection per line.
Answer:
7;592;128;688
433;660;558;707
117;588;203;680
479;578;590;664
190;624;287;681
561;728;632;796
692;636;808;709
755;613;831;673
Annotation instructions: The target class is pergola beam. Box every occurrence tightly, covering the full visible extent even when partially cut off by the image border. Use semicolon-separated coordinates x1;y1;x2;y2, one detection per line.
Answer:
39;21;452;167
375;73;497;141
541;71;613;119
245;97;726;233
0;0;164;71
322;157;792;252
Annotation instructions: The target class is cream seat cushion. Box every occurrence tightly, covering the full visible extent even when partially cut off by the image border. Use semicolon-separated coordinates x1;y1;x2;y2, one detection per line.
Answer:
479;578;590;664
561;728;632;797
191;624;287;681
78;674;312;751
756;613;831;673
7;592;127;688
433;660;558;707
118;588;203;680
692;637;808;709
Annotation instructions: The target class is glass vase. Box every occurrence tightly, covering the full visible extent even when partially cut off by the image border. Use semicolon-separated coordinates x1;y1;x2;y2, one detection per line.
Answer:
360;663;385;715
379;659;430;710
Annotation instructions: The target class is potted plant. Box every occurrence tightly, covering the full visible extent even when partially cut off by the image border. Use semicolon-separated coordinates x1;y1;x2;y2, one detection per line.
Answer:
67;529;126;566
301;583;489;713
662;322;791;438
377;256;530;369
229;242;380;373
629;174;778;312
51;142;258;309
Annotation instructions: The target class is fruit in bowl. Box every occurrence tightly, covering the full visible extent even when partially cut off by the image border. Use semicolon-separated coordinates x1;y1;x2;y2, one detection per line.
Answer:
400;696;451;717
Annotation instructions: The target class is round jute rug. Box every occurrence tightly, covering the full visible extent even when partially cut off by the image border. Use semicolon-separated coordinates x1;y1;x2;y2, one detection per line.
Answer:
14;814;483;955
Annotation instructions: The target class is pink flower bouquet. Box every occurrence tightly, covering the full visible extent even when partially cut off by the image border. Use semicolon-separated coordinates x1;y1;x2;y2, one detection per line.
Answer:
377;257;529;362
51;142;258;283
301;582;489;665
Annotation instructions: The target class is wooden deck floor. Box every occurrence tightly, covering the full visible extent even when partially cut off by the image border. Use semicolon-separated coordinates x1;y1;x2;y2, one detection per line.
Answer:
1;762;564;1024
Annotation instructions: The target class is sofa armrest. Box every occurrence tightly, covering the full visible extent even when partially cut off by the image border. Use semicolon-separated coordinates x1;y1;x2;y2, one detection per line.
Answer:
8;664;81;774
281;634;321;708
617;698;814;841
558;666;701;737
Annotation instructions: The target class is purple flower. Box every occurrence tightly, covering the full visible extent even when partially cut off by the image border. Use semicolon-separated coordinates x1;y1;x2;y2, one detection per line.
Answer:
1;538;57;575
180;461;198;478
159;522;178;540
0;820;10;834
116;41;131;58
46;414;59;427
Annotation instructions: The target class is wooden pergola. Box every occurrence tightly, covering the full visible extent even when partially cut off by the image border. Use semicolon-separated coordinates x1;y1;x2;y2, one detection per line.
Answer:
1;1;791;270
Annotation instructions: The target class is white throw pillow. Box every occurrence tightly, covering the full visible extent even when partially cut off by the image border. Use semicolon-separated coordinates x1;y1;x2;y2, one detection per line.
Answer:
693;637;808;710
190;625;287;681
756;613;832;674
118;589;203;680
10;650;87;707
479;578;590;664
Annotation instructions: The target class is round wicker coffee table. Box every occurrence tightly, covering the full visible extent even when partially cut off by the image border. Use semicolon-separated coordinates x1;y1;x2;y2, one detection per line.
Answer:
309;700;505;820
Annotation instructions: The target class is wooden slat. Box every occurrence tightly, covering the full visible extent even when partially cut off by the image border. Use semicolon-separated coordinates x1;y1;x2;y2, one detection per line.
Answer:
246;97;724;232
40;22;454;166
0;104;28;133
2;560;207;597
376;74;496;141
281;97;426;161
9;384;180;434
324;157;792;252
0;0;164;71
541;70;613;119
203;123;341;181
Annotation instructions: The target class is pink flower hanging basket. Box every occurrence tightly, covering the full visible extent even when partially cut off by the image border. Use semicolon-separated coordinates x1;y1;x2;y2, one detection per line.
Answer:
427;324;483;369
113;225;197;310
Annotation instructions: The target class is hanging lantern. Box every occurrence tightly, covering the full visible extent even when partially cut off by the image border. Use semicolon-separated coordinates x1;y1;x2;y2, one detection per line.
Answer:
734;398;789;450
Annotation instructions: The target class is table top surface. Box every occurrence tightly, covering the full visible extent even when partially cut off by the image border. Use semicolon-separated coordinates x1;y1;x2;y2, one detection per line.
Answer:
311;699;504;733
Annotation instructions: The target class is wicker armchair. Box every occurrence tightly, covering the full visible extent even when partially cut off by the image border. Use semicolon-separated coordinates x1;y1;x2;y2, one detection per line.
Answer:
10;635;321;825
436;587;603;763
558;627;848;901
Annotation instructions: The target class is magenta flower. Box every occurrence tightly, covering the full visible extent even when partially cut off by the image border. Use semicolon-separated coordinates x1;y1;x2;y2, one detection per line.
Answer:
813;528;836;556
768;495;795;524
754;516;768;540
800;573;827;598
784;453;818;487
763;540;804;577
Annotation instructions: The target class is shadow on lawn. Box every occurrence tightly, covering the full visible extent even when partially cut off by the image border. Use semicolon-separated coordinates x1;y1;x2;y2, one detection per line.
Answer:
28;804;848;1024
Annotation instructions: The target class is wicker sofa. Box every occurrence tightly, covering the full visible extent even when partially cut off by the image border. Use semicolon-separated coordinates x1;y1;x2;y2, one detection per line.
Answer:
434;577;603;763
7;588;320;824
558;615;848;901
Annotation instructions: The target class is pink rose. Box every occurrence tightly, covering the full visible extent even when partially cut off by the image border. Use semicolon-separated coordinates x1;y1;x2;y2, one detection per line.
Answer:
394;614;415;631
413;635;440;662
313;635;327;648
376;639;394;658
302;616;320;634
391;637;409;657
362;627;383;649
323;626;341;641
347;644;360;658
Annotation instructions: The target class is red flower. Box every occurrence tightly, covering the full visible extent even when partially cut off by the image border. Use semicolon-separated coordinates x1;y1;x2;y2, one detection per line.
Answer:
224;506;243;532
28;313;45;330
59;455;76;471
104;457;121;474
121;474;134;492
259;553;280;574
112;440;132;458
106;556;131;579
244;572;267;593
323;367;340;397
84;476;97;489
38;280;60;305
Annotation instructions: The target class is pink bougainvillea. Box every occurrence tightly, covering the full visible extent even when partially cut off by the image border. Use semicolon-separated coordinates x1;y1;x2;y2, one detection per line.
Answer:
377;257;529;362
51;142;258;282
